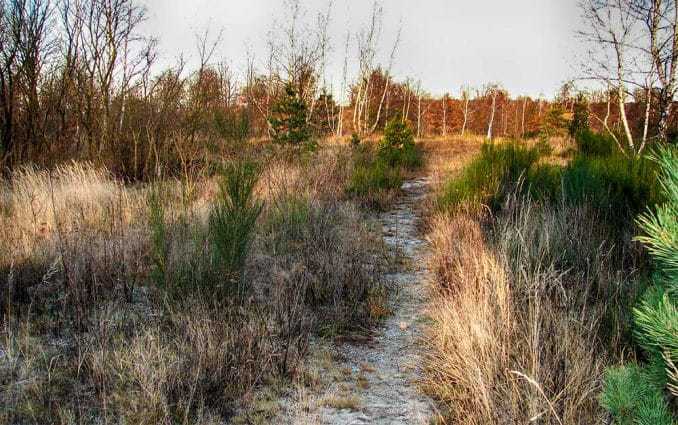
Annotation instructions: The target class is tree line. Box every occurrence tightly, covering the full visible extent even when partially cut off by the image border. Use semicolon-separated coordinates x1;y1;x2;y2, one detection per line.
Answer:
1;0;676;179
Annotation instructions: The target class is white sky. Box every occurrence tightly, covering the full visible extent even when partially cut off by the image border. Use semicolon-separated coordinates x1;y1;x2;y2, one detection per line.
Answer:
139;0;582;99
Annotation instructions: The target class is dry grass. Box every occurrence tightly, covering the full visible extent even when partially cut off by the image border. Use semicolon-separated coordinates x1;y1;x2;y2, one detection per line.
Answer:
419;134;574;193
1;163;139;259
257;144;353;203
418;135;485;198
423;204;611;424
1;162;151;326
0;142;390;423
322;392;362;411
419;135;640;424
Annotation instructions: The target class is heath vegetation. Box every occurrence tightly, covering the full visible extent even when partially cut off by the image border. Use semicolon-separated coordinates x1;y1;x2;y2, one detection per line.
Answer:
1;0;677;424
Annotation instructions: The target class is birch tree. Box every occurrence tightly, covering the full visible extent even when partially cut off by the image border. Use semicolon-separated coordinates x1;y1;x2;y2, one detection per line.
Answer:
631;0;678;142
460;85;474;137
520;96;528;137
369;23;400;133
336;30;349;137
580;0;653;154
485;84;500;140
352;1;381;135
268;0;332;124
441;93;449;137
416;81;422;137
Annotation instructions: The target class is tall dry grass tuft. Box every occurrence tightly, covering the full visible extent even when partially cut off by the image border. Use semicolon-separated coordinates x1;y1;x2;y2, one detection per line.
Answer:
423;198;622;424
425;214;513;421
252;152;388;338
1;162;150;324
83;301;277;423
257;145;352;204
2;163;140;253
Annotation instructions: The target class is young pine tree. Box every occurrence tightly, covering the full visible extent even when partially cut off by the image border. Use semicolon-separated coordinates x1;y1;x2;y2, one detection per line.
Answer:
378;119;420;169
569;94;590;137
268;83;312;147
600;146;677;425
540;105;569;138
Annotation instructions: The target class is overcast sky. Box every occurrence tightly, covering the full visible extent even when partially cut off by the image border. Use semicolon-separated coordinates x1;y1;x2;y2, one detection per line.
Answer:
139;0;581;99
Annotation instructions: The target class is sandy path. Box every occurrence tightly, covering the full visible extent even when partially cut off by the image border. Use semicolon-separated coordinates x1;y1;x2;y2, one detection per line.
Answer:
277;177;436;425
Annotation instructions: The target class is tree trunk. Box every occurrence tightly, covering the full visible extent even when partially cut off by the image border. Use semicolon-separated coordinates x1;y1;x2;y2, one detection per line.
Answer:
417;94;422;138
1;70;15;172
370;75;390;133
461;97;469;137
521;98;527;137
616;56;634;152
640;85;652;154
353;81;363;134
657;89;671;142
487;93;496;140
442;97;447;137
502;107;507;136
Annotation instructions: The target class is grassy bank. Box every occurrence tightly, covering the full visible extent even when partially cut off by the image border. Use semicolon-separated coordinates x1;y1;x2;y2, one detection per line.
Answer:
423;133;674;424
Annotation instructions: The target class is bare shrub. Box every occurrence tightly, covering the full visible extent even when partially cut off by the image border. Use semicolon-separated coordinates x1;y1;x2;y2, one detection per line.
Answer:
253;195;387;338
84;301;277;423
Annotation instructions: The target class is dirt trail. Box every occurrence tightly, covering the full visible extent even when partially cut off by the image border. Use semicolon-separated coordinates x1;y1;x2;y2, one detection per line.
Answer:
278;177;436;424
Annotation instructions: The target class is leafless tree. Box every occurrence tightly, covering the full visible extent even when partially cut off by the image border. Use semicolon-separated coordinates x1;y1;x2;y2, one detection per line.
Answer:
460;85;474;137
0;0;56;169
630;0;678;142
69;0;154;154
441;93;449;137
0;1;24;167
268;0;332;122
485;84;500;140
195;27;223;78
401;77;412;124
579;0;657;153
520;96;528;137
244;48;276;138
416;80;422;137
369;22;400;133
336;30;349;136
590;81;628;151
353;1;382;135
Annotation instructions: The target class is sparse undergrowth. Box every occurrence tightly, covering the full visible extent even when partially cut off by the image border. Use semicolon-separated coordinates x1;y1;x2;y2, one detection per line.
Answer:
0;143;390;424
348;120;422;210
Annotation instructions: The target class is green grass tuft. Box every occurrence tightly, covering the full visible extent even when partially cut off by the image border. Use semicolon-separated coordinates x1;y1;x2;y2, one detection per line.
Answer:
436;142;542;211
